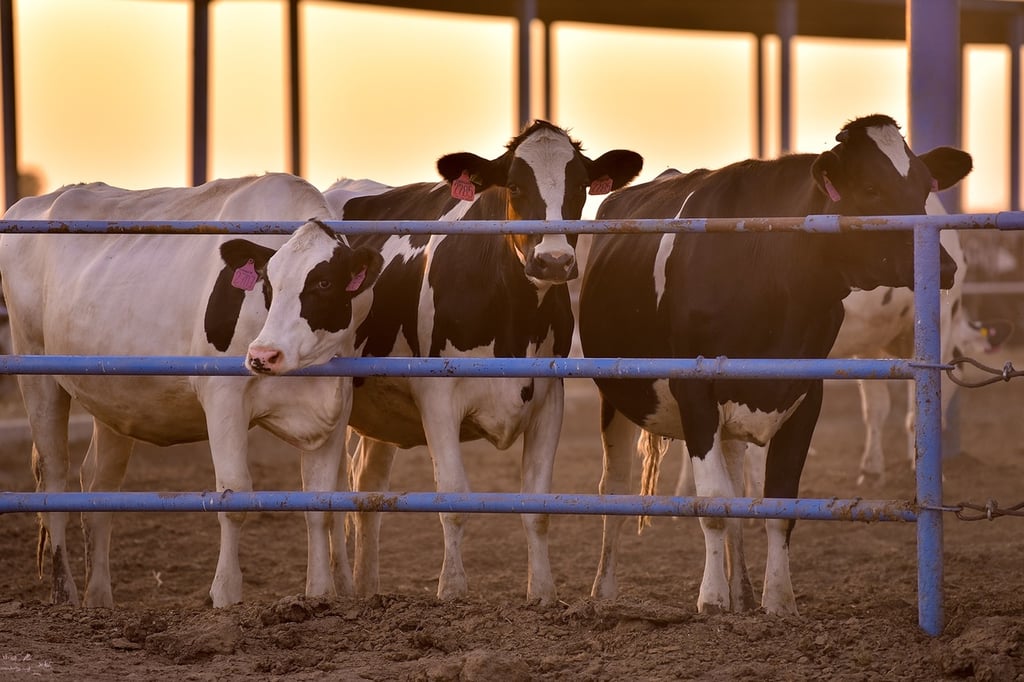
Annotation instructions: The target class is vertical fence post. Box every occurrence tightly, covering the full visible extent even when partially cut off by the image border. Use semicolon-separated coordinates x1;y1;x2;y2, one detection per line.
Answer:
914;222;944;636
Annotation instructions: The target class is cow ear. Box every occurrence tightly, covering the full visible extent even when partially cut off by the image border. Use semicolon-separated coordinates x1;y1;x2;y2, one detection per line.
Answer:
811;150;844;202
918;147;973;191
437;152;506;191
219;239;276;273
588;150;644;193
345;247;384;296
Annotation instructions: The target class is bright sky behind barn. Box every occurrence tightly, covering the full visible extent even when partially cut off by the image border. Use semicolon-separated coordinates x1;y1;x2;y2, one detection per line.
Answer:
4;0;1015;214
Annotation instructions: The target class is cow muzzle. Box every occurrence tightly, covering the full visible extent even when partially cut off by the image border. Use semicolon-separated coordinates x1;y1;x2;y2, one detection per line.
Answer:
246;345;286;375
525;251;578;283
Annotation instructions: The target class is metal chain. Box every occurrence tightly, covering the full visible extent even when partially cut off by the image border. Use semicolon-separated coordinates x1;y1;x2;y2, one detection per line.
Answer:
945;357;1024;388
926;500;1024;521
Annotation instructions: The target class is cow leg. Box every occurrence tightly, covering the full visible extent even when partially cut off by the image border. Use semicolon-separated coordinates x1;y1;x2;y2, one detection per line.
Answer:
689;430;738;614
80;420;135;608
723;439;756;611
856;380;890;487
761;382;823;616
201;391;252;608
299;422;351;598
673;440;695;497
351;436;397;596
20;374;78;606
417;390;471;601
519;378;562;606
591;398;640;600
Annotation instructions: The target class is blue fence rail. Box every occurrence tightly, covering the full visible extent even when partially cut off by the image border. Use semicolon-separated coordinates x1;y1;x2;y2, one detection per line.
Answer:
1;214;1022;636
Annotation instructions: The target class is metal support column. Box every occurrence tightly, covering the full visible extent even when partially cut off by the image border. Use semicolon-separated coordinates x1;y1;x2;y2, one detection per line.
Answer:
756;33;766;158
1011;15;1022;211
1;0;17;208
287;0;302;177
517;0;536;130
776;0;796;154
907;0;961;210
913;224;945;637
191;0;209;187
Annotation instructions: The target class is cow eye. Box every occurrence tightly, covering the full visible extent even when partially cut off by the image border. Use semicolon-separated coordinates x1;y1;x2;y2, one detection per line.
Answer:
508;184;521;197
316;279;332;290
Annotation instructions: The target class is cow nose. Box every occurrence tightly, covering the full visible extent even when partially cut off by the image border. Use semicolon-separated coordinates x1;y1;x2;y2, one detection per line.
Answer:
531;252;577;282
247;346;284;375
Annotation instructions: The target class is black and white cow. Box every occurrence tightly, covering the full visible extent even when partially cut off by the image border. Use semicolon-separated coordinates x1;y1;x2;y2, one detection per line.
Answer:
244;121;643;605
579;115;971;615
673;198;998;497
0;175;382;608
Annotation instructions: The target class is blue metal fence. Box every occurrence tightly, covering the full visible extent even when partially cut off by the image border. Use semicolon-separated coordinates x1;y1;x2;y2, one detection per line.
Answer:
1;214;1021;636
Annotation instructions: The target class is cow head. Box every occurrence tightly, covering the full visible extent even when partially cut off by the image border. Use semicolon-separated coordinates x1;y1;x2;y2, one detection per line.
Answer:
227;220;383;375
437;120;643;285
810;114;972;291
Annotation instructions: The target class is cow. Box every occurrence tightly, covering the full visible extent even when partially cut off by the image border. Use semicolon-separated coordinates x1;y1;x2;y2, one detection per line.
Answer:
673;201;1005;497
831;199;1008;487
578;114;972;615
0;174;382;608
242;120;643;605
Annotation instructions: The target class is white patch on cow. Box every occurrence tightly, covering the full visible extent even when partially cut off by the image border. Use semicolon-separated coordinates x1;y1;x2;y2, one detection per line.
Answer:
440;195;478;221
642;380;805;447
324;178;391;218
653;234;675;308
514;127;576;220
416;236;444;357
642;379;685;438
674;191;697;219
719;397;805;446
381;234;429;265
866;124;911;177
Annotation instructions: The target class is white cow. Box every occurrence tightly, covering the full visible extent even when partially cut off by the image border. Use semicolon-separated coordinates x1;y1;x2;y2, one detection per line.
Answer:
0;174;381;607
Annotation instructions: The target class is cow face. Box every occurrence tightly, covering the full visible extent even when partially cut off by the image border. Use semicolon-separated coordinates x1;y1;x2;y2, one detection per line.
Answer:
235;220;383;375
437;121;643;285
810;115;972;290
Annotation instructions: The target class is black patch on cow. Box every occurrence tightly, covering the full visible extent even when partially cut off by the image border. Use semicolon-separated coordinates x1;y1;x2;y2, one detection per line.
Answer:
881;288;894;305
205;265;245;351
521;380;534;403
356;248;427;359
205;239;276;352
300;244;381;333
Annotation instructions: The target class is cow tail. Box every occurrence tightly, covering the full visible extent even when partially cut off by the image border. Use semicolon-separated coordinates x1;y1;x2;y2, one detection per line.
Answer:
637;430;671;534
36;516;48;580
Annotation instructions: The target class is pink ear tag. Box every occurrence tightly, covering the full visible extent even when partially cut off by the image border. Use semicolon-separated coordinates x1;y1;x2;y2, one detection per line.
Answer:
231;259;258;291
451;171;476;202
930;178;940;192
346;266;367;292
589;176;614;195
822;174;842;203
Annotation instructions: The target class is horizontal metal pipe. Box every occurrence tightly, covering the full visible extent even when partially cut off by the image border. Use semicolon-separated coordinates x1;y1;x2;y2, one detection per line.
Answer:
0;212;1022;235
0;355;918;380
0;491;919;522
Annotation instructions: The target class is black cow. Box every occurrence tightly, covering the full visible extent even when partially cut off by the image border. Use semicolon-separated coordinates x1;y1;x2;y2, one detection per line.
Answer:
251;121;642;605
579;114;971;615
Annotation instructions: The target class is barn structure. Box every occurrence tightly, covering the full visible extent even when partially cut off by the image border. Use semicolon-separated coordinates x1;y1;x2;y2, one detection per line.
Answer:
1;0;1023;211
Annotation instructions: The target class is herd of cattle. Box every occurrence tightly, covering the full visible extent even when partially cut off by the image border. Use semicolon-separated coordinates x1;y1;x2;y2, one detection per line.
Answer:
0;115;997;616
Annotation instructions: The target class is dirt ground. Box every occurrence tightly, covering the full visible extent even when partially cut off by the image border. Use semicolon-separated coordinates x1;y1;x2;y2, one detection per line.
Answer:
1;350;1023;681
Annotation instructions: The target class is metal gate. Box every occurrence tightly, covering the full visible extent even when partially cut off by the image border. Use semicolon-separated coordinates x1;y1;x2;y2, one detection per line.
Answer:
0;212;1020;635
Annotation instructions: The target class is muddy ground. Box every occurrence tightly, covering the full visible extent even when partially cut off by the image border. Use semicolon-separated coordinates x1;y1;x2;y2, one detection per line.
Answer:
1;351;1023;680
